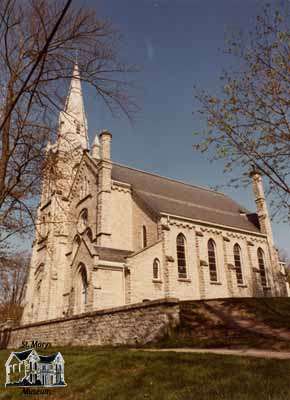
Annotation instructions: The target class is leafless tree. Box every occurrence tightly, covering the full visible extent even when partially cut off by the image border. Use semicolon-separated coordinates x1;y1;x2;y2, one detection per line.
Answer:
193;2;290;221
0;251;29;322
0;0;137;248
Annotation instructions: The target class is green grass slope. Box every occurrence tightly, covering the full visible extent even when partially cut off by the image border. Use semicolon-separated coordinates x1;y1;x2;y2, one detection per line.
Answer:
0;347;290;400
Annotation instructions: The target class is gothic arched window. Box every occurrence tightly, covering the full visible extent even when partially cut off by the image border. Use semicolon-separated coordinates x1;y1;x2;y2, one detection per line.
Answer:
257;248;267;287
233;243;243;285
176;233;187;279
142;225;147;248
153;258;160;280
77;209;88;233
208;239;218;282
80;266;88;305
75;263;88;314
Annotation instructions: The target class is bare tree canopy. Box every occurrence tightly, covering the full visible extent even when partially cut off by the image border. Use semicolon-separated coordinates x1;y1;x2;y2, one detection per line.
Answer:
193;2;290;221
0;0;136;246
0;250;29;322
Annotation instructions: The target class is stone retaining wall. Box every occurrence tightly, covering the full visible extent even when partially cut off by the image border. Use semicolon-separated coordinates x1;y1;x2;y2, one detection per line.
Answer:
0;298;180;349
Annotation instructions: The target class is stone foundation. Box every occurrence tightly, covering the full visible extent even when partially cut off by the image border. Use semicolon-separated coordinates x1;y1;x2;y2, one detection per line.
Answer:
0;298;180;349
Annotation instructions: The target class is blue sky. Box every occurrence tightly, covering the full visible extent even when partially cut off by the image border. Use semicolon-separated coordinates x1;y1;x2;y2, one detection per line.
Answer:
76;0;289;253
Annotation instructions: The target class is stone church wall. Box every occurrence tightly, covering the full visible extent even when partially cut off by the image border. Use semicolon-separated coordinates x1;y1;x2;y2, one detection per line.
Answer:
163;218;274;300
165;223;201;300
0;299;180;349
110;185;133;251
128;240;164;303
132;194;159;251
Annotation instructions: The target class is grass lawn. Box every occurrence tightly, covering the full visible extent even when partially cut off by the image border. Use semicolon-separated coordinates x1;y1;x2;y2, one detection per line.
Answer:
0;347;290;400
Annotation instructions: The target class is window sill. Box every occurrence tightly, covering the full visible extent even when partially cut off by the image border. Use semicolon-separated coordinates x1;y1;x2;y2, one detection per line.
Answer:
178;278;191;283
210;281;222;285
152;279;162;284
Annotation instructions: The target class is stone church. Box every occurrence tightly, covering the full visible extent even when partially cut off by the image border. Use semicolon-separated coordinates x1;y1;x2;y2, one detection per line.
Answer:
22;63;289;324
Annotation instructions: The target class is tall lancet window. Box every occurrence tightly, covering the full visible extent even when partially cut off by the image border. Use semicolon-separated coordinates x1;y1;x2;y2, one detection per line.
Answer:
153;258;160;280
233;244;243;285
76;263;88;314
257;248;267;287
81;267;88;305
176;233;187;279
208;239;218;282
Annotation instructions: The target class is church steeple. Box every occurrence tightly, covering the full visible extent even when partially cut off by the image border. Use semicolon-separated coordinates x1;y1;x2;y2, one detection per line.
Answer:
57;62;88;153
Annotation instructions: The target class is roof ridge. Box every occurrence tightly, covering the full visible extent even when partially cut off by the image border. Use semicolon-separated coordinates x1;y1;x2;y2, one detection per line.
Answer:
112;162;226;196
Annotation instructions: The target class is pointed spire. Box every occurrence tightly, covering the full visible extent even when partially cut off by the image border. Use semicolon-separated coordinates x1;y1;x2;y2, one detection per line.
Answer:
64;62;82;115
58;61;89;152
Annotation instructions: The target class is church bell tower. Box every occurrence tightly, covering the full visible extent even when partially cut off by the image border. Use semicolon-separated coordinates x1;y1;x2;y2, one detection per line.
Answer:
22;62;89;323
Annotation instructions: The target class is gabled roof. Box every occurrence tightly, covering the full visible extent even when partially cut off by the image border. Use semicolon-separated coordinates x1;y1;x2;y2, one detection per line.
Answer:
12;349;34;361
6;349;37;366
111;162;261;234
39;353;59;363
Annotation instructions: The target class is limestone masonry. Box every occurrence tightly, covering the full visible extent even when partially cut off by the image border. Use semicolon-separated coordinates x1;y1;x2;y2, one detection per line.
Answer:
21;62;289;326
2;299;179;349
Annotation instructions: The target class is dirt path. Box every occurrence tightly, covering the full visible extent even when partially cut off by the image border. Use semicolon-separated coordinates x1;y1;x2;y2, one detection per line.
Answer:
140;348;290;360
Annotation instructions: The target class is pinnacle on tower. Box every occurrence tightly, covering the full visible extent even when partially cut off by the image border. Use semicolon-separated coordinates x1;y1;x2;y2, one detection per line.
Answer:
92;132;101;159
57;61;89;153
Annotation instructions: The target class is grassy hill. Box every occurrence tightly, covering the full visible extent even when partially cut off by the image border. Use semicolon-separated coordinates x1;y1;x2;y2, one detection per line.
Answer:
155;297;290;350
1;347;290;400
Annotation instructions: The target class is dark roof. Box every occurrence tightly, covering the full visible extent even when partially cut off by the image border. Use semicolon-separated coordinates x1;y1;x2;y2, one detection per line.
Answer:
39;353;58;363
111;163;261;234
13;349;33;361
94;246;133;262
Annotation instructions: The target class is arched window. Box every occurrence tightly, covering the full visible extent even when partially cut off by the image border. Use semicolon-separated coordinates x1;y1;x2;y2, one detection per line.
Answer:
257;248;267;287
233;244;243;285
75;263;88;314
208;239;218;282
80;267;88;305
176;233;187;278
142;225;147;248
153;258;160;280
77;209;88;233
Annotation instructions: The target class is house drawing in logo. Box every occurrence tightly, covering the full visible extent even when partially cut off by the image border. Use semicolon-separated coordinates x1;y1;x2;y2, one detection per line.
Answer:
5;349;66;387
